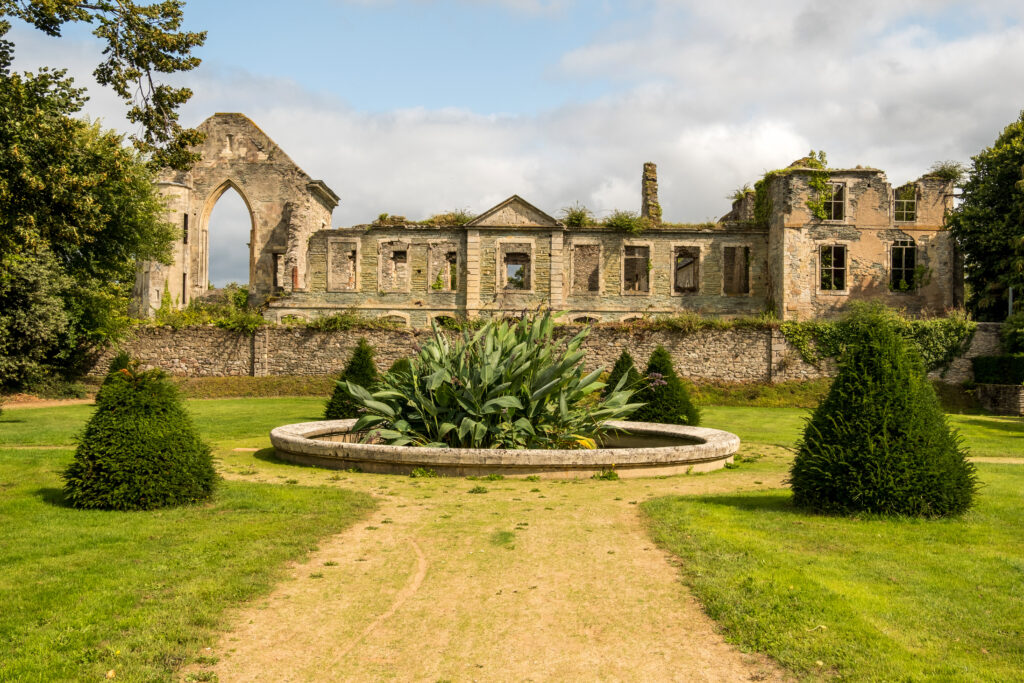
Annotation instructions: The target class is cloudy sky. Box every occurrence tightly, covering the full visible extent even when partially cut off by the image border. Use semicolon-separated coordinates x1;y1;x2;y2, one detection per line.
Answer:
9;0;1024;285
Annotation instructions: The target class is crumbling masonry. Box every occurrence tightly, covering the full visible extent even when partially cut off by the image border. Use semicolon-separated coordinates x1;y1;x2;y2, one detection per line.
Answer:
135;113;963;325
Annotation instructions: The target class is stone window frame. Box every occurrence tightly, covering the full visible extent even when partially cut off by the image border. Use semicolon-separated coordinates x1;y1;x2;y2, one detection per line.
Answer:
427;241;460;294
815;239;852;297
570;314;601;324
377;238;412;294
378;310;411;328
495;236;536;294
823;181;848;222
620;239;654;297
326;236;360;292
893;183;919;224
669;241;703;297
888;237;919;294
568;238;604;296
426;311;460;327
720;243;754;297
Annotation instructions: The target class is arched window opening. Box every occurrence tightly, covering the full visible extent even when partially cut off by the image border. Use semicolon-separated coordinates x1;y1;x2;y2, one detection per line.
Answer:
208;186;252;288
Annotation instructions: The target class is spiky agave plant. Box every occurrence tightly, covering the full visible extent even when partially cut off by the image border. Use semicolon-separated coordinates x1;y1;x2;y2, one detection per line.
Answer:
344;312;642;449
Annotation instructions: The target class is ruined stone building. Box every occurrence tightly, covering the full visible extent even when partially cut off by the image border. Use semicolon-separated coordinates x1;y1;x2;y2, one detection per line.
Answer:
135;113;962;325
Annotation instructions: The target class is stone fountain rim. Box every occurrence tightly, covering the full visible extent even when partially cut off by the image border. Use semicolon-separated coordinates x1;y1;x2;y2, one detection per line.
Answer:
270;419;740;474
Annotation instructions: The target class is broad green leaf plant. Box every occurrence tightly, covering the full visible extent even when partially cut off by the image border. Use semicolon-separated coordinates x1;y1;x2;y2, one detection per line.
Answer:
344;312;642;449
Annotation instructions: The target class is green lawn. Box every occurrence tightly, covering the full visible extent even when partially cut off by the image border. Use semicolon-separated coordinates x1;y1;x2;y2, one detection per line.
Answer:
0;397;372;682
644;464;1024;681
702;406;1023;458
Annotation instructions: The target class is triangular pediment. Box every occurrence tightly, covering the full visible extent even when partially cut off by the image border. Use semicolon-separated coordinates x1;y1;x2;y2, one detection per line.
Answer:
466;195;561;228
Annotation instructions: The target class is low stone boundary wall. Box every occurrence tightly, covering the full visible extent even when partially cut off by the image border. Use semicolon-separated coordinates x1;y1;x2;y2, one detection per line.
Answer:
976;384;1024;416
88;322;1001;385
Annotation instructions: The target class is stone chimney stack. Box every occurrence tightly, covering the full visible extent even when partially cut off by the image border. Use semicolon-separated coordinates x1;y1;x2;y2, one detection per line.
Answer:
640;162;662;224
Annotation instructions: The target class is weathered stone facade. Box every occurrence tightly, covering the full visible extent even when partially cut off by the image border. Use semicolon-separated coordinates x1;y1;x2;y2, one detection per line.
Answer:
89;323;1000;385
135;113;962;325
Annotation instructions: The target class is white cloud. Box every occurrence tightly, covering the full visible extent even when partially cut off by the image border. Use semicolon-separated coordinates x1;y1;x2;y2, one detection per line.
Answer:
7;3;1024;283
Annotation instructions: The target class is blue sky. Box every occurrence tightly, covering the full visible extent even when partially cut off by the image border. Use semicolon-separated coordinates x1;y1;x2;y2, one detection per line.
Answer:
9;0;1024;285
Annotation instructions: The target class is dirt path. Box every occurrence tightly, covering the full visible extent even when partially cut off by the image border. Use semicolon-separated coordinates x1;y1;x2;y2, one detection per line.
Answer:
185;447;792;682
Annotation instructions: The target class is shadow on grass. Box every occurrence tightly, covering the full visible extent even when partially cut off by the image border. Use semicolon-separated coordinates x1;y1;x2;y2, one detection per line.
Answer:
252;447;287;464
0;418;27;424
955;417;1024;434
667;490;805;516
34;487;71;508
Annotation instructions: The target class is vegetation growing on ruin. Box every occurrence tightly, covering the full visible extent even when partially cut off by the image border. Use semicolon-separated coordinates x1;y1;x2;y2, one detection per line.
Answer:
779;304;975;372
560;202;596;227
344;312;641;449
924;160;967;182
602;209;650;234
752;150;832;228
419;209;476;226
148;283;266;334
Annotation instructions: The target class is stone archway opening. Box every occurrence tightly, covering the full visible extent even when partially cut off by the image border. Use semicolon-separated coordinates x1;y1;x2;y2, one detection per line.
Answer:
206;183;255;289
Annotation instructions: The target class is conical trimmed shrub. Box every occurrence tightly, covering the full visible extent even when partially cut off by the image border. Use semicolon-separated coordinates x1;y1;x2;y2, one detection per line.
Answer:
63;365;216;510
790;305;978;517
631;346;700;425
604;349;642;397
324;338;379;419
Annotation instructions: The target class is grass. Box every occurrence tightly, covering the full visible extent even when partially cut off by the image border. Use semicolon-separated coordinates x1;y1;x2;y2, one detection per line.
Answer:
643;463;1024;681
0;399;373;681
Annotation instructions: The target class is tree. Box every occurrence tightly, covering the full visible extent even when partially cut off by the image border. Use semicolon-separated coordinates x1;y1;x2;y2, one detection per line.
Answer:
325;339;379;420
0;46;176;387
63;363;216;510
946;110;1024;320
631;346;700;426
789;305;977;517
0;1;205;169
603;349;641;397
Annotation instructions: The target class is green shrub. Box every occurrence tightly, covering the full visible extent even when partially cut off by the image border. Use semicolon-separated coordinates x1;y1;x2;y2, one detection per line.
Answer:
324;338;379;420
63;364;216;510
972;355;1024;385
790;305;977;517
604;349;642;397
602;209;649;234
1000;312;1024;354
560;202;595;228
344;312;641;448
631;346;700;426
386;357;413;378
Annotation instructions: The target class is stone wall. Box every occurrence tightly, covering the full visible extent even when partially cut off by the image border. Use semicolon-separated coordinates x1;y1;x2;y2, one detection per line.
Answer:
975;384;1024;417
88;322;1001;385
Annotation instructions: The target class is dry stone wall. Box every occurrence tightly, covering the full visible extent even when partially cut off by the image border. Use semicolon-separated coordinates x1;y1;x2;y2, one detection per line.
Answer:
89;323;1000;385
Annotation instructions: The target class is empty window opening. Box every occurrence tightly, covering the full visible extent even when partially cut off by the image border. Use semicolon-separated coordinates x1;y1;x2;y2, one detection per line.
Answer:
623;246;650;293
446;252;458;290
673;246;700;293
820;244;847;291
572;244;601;293
183;213;189;245
894;185;917;222
380;242;410;291
208;186;252;287
181;273;188;304
891;239;917;291
327;241;357;291
572;316;599;324
824;182;845;221
723;246;750;295
273;253;283;291
505;253;531;290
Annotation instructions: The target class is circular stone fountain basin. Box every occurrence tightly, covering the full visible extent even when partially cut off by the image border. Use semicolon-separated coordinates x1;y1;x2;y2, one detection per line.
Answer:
270;420;740;479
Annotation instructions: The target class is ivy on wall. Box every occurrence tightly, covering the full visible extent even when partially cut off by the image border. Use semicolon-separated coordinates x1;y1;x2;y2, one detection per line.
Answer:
780;308;977;372
753;150;832;228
